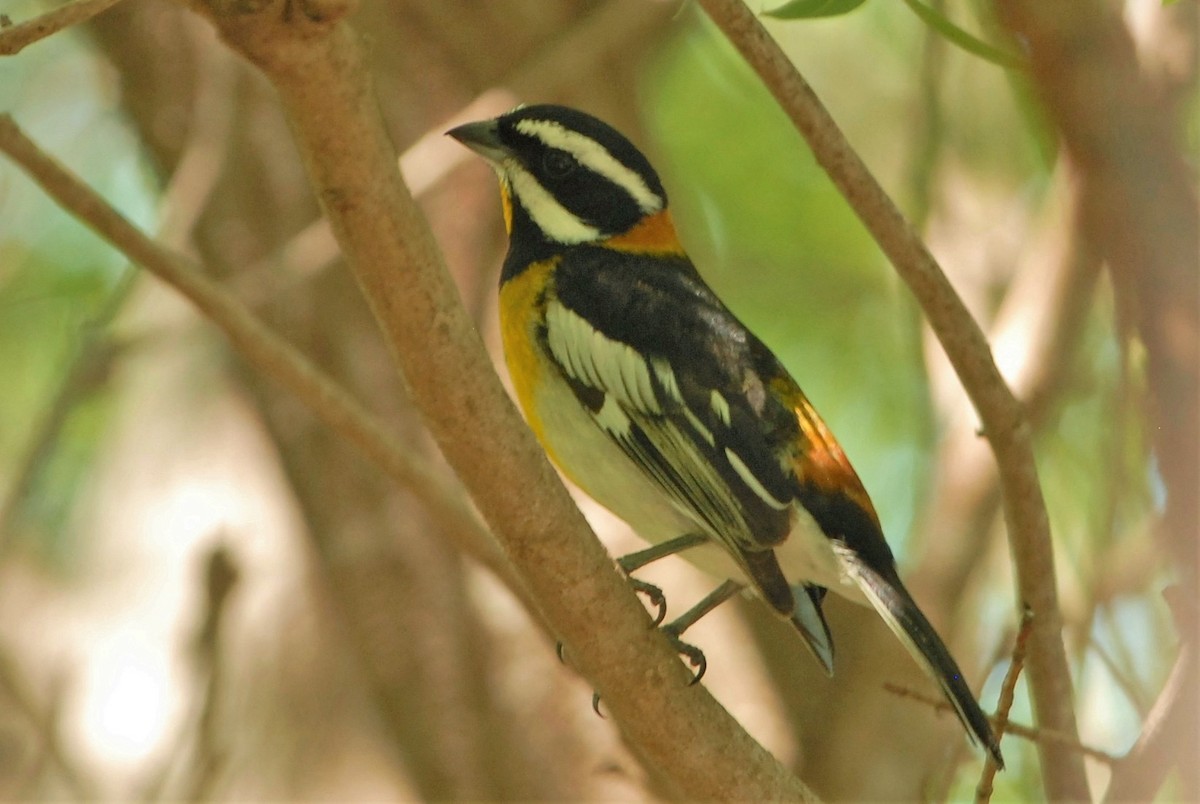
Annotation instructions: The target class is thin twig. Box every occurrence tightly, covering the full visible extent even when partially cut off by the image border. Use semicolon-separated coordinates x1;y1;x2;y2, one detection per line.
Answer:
694;2;1086;798
0;0;125;55
976;606;1033;803
883;682;1118;766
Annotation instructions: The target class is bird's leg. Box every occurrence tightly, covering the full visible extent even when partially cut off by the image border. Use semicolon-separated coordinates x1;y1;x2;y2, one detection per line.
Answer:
661;578;745;684
590;579;746;716
620;535;743;683
618;532;710;573
616;532;709;625
559;533;712;669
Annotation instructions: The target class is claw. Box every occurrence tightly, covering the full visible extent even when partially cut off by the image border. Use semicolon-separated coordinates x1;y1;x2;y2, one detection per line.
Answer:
663;626;708;685
615;534;709;625
578;572;740;710
588;628;705;717
555;641;567;664
629;577;668;626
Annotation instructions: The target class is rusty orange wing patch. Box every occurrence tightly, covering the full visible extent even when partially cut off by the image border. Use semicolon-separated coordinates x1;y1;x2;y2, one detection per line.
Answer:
770;376;881;529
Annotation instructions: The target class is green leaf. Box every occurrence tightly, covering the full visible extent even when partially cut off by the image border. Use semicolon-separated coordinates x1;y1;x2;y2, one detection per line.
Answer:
762;0;869;20
901;0;1027;71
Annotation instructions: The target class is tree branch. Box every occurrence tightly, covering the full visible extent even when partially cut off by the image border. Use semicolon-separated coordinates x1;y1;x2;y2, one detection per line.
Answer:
694;1;1086;798
0;0;125;55
994;3;1199;799
0;113;508;602
1103;623;1197;801
1;2;816;797
975;606;1032;804
883;683;1119;766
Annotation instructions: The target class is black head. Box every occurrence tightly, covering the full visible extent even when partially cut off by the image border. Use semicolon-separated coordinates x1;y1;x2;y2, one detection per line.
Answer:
448;104;668;248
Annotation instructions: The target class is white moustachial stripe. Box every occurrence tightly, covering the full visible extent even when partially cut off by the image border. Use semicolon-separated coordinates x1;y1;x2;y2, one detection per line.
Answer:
515;118;664;215
504;168;600;245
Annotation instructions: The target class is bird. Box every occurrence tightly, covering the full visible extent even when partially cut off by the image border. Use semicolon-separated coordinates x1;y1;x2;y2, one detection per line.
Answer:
448;103;1003;766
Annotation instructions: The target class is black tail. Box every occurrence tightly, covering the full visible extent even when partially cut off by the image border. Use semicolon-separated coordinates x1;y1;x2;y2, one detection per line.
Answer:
789;583;835;677
842;550;1004;767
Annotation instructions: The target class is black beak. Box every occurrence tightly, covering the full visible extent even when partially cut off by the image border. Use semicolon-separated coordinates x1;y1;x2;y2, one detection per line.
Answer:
446;119;507;163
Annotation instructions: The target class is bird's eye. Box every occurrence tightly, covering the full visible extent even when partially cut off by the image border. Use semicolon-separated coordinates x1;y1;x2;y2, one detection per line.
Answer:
542;150;576;178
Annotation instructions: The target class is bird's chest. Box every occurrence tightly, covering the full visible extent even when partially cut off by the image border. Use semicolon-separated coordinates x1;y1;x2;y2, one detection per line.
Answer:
498;262;692;543
498;260;558;449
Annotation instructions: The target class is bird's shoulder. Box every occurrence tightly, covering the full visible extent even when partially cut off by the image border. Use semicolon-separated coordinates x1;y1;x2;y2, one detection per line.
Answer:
548;249;760;372
544;247;802;511
550;247;794;426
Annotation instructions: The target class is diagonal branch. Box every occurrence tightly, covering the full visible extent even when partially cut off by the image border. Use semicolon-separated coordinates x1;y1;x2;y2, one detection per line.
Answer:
693;1;1086;798
1;1;817;798
0;0;125;55
0;113;508;599
181;2;814;795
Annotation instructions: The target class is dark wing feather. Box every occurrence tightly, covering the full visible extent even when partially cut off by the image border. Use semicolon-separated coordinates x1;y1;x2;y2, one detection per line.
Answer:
547;248;1000;760
544;247;804;611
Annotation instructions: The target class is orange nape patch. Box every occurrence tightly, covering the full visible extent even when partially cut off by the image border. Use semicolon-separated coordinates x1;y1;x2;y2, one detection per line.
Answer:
772;377;881;527
602;209;686;255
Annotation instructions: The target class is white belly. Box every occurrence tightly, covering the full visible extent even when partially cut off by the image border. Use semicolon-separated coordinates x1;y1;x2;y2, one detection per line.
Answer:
531;368;696;543
529;367;869;607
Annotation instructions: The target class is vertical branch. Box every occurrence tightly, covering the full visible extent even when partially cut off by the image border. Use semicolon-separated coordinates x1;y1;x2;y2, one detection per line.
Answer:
693;1;1086;798
975;607;1033;804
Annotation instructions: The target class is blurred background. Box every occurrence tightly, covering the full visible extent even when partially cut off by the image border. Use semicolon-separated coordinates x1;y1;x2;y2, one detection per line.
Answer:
0;0;1194;799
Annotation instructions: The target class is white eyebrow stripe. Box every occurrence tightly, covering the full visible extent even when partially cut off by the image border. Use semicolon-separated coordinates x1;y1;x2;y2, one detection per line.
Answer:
515;118;663;214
